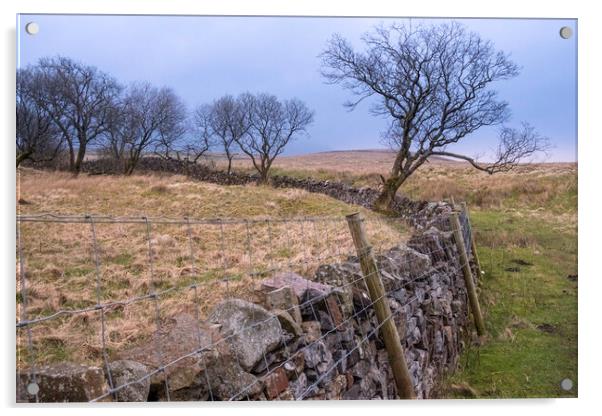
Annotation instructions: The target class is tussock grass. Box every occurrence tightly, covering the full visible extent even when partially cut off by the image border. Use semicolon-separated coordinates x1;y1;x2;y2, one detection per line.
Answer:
16;168;408;369
222;150;576;213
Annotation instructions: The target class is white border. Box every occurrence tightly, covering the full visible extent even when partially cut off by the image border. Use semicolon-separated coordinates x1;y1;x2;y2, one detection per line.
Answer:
2;1;599;415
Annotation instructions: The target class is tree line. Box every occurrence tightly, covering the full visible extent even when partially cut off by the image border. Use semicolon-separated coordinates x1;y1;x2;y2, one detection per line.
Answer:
18;22;550;211
16;56;314;183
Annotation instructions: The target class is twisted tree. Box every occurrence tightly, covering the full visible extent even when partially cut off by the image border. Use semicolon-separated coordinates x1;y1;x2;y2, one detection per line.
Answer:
321;22;549;211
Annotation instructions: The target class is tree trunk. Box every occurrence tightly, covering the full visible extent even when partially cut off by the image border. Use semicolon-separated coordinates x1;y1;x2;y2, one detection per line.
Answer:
16;151;33;167
125;154;140;175
259;169;269;185
73;144;87;174
227;157;233;175
373;175;405;212
68;144;75;172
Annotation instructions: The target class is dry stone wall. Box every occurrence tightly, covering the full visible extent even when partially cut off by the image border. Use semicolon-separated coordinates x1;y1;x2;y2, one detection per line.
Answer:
18;204;479;402
33;157;449;228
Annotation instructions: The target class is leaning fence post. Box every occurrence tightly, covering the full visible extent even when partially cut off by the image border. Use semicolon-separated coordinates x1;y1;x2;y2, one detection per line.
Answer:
450;211;486;336
460;202;483;277
345;212;416;400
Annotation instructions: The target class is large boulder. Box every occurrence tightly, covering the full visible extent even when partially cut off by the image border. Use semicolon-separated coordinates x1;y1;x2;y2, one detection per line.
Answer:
208;299;282;371
166;345;263;401
17;362;109;402
200;350;263;400
106;360;150;402
377;246;432;283
117;313;221;395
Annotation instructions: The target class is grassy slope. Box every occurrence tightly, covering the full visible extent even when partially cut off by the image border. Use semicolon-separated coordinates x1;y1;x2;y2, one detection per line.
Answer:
16;168;408;368
446;210;577;398
252;154;578;399
17;157;578;398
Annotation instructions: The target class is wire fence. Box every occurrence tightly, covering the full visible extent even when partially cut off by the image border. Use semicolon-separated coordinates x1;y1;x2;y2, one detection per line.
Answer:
16;210;475;402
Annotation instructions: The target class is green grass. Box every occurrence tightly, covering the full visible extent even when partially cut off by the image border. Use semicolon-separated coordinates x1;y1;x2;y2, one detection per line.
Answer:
444;209;577;398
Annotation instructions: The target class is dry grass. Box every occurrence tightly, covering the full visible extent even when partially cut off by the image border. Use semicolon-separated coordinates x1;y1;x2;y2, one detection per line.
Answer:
215;150;577;217
16;168;408;369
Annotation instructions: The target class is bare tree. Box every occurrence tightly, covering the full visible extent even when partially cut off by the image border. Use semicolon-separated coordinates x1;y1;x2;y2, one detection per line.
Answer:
30;56;121;173
16;69;62;167
321;22;550;211
175;103;215;164
210;95;249;174
236;93;314;183
106;82;187;174
193;95;249;174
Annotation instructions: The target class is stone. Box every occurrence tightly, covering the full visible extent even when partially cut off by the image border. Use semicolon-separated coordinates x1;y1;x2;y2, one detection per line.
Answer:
408;228;452;265
209;298;282;371
345;371;354;391
273;309;303;337
324;295;344;328
391;287;407;304
346;348;361;367
118;314;220;393
369;367;389;399
451;300;463;314
277;389;295;400
263;367;289;399
261;272;332;300
333;349;348;373
325;374;348;399
313;263;358;318
338;325;355;343
264;286;302;324
359;377;377;399
393;246;431;279
314;262;362;289
351;288;373;319
107;360;150;402
303;341;333;374
289;372;307;398
283;353;305;379
443;325;455;356
17;362;109;403
342;383;362;400
251;337;302;374
318;310;335;332
203;353;263;400
301;321;321;343
434;330;444;354
302;291;344;330
351;359;371;380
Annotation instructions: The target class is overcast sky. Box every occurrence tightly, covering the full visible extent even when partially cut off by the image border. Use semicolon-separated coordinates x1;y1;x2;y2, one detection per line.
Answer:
17;15;577;162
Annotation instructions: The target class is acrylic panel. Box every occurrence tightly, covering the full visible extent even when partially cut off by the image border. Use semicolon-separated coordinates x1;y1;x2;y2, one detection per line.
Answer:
16;14;577;402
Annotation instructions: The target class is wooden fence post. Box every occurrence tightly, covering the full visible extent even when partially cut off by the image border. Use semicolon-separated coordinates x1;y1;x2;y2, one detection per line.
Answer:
450;211;486;336
345;212;416;399
460;202;483;277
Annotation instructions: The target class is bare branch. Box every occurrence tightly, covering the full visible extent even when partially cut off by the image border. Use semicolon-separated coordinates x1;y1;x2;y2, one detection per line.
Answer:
28;56;122;173
320;21;543;210
236;93;314;182
431;123;551;174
